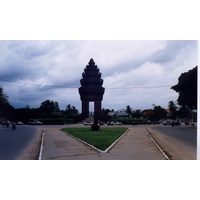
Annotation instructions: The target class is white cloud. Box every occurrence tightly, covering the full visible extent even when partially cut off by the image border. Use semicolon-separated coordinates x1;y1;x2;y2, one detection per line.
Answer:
104;62;164;90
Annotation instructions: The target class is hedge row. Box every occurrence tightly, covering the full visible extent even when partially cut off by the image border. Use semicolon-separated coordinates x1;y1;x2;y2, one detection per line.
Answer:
112;118;158;125
39;118;73;125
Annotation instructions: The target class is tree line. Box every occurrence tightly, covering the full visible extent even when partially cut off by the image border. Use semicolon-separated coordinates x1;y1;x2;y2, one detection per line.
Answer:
0;96;79;124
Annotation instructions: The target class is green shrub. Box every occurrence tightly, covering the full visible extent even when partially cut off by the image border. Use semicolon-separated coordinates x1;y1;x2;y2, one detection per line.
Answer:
39;117;73;125
111;117;150;125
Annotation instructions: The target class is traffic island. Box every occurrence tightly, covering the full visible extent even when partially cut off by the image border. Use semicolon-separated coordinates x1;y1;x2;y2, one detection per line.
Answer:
61;127;128;151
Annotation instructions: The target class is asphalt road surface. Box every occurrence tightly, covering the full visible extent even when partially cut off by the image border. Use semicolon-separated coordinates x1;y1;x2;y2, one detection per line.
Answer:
0;125;42;160
146;124;197;159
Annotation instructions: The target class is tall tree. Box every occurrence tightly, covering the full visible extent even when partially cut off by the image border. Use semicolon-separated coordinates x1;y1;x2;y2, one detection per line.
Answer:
179;105;191;119
101;108;111;116
152;105;167;120
65;104;78;116
132;109;142;118
0;87;9;105
0;87;14;117
168;101;177;119
126;105;132;116
171;66;197;109
39;100;60;116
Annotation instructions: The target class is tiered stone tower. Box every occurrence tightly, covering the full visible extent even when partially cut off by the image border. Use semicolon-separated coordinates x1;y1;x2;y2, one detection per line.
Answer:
79;58;105;119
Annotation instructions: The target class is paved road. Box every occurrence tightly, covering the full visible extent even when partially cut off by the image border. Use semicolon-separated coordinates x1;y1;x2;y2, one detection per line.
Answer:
146;124;197;159
152;124;196;146
0;125;42;160
42;125;166;160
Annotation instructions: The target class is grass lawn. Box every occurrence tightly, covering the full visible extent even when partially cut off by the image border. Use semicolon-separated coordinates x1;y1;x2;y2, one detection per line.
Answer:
61;127;128;151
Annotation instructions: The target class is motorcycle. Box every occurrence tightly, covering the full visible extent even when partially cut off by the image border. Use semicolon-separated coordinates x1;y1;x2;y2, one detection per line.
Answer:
12;124;16;130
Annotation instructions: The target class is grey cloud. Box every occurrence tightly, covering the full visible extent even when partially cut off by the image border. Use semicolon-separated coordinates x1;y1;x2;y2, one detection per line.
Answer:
8;41;45;60
151;40;197;64
0;40;197;110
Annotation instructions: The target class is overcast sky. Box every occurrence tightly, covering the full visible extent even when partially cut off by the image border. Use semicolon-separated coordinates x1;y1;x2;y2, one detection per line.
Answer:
0;40;197;112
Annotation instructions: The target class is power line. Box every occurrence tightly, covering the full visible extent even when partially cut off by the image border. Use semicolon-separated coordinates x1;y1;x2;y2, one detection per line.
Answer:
0;78;173;90
106;85;172;89
0;78;78;88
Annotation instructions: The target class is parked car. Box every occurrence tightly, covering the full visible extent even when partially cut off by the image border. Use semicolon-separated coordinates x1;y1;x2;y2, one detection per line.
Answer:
99;121;105;125
162;120;172;125
108;121;123;125
29;119;43;125
83;121;93;126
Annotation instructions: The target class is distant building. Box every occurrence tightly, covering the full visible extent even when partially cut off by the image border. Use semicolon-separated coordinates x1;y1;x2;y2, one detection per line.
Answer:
116;109;129;117
143;109;154;118
165;109;172;117
107;111;117;117
108;109;129;118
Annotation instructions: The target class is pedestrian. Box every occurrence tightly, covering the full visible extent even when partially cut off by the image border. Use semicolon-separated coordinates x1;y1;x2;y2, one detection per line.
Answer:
6;121;9;128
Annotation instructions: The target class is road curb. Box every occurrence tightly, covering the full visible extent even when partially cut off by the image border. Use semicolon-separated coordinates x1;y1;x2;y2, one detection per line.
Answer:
102;128;130;153
144;128;170;160
38;128;45;160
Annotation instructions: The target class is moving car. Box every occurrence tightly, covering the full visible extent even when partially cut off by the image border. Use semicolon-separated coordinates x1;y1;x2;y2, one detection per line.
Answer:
16;121;24;125
162;120;181;126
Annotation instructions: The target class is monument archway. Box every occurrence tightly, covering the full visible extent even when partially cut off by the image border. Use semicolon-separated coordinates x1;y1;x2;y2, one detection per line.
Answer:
79;58;105;119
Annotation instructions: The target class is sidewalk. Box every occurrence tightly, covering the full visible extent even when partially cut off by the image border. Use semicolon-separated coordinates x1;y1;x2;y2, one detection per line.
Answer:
41;126;166;160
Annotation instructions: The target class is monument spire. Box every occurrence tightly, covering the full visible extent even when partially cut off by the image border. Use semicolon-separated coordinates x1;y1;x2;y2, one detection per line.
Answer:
79;58;105;119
